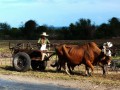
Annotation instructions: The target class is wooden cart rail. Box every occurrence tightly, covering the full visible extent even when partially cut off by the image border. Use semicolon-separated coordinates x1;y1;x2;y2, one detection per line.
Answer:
9;42;38;50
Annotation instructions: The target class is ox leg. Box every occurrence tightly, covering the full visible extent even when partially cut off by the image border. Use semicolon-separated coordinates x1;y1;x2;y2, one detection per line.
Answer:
101;65;107;76
62;62;71;75
67;63;74;75
55;60;62;72
85;66;90;76
57;58;65;72
57;61;62;72
86;60;94;76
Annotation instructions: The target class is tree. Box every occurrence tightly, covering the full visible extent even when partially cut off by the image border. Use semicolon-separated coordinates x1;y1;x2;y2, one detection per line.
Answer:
35;25;49;39
23;20;37;39
108;17;120;37
0;23;11;39
69;23;76;39
9;28;22;39
0;23;11;32
69;18;95;40
95;23;108;39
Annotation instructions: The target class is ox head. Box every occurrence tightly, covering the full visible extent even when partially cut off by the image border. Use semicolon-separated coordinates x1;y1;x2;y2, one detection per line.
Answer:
99;49;112;66
99;42;113;66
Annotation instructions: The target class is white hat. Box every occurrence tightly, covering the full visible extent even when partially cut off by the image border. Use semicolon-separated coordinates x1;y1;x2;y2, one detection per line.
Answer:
41;32;49;36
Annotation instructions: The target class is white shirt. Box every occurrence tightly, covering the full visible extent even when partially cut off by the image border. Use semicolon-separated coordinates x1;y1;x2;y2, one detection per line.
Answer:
40;44;47;50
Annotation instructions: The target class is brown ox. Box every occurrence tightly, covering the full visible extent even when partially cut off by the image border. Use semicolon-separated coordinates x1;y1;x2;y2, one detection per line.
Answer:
52;42;111;76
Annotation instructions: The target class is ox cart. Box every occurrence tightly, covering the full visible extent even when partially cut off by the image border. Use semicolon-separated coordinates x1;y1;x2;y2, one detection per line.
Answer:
9;42;57;72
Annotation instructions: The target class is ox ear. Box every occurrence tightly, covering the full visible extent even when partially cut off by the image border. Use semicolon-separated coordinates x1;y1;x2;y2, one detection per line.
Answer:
107;42;113;48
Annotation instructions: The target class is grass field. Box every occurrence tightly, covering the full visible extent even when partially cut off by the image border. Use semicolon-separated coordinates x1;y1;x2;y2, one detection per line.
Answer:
0;40;120;88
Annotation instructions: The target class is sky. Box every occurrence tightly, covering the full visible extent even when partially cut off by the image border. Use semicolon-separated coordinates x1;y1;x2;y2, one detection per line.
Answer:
0;0;120;27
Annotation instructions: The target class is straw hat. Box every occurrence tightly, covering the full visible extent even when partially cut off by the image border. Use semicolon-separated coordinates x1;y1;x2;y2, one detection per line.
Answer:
41;32;49;36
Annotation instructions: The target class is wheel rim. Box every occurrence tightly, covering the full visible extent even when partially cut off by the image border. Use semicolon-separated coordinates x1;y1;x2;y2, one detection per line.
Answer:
14;56;26;69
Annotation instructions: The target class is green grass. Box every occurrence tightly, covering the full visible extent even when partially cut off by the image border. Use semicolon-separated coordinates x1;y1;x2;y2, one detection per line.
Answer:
113;56;120;60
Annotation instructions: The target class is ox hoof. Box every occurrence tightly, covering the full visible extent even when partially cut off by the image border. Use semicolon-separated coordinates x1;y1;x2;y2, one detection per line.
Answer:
89;73;92;76
85;73;92;77
85;74;90;77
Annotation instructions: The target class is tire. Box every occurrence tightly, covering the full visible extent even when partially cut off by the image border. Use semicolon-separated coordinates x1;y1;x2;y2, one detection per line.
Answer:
13;52;31;72
39;61;47;71
31;60;39;70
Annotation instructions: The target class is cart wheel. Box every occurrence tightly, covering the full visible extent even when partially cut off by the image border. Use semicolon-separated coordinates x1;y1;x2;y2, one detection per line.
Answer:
31;60;39;70
13;52;31;72
39;61;47;71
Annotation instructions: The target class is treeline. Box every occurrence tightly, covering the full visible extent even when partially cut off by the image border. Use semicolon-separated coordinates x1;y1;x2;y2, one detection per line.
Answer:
0;17;120;40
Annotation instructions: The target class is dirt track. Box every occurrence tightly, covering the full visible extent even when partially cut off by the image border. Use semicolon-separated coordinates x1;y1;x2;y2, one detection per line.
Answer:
0;74;119;90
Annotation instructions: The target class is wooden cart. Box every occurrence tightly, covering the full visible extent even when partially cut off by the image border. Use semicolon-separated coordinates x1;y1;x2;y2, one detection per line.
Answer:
9;42;57;72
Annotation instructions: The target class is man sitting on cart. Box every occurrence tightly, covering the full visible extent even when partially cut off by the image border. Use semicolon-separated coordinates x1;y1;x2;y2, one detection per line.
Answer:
37;32;50;61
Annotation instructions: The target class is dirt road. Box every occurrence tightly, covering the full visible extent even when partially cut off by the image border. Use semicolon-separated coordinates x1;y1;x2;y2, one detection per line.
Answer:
0;74;119;90
0;77;78;90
